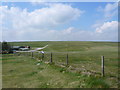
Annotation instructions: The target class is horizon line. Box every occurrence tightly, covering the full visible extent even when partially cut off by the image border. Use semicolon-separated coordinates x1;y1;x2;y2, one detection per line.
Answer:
1;40;119;42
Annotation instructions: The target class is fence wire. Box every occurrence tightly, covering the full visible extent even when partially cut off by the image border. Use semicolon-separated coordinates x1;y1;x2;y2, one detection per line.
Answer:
15;51;118;77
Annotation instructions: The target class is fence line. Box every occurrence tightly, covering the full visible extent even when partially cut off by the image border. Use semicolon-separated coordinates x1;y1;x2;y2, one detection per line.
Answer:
66;53;68;66
15;51;109;77
101;56;105;77
50;52;52;63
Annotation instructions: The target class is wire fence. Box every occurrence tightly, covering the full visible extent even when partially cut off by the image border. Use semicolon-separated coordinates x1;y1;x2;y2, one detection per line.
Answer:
14;51;118;78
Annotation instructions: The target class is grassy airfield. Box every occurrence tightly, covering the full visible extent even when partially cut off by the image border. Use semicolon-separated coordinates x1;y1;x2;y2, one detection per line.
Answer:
2;41;118;88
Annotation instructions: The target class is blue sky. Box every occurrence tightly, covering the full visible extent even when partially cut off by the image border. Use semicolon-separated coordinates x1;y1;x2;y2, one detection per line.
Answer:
1;2;118;41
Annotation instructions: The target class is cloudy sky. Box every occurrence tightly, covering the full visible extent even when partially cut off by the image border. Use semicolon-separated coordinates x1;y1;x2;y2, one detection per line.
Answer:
1;2;118;42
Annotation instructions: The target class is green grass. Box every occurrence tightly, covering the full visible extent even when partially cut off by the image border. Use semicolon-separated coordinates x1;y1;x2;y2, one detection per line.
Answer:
2;41;118;88
85;76;109;88
2;54;111;88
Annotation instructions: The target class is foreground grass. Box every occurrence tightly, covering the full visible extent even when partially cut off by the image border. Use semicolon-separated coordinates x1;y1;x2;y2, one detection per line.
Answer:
2;41;118;88
2;54;112;88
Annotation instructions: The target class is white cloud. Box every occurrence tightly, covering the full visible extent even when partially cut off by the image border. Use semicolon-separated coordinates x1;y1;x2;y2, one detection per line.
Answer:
95;21;118;33
94;21;118;41
1;4;118;42
97;3;118;19
104;3;118;18
2;21;118;41
92;2;118;39
62;27;74;34
1;4;84;41
1;4;83;30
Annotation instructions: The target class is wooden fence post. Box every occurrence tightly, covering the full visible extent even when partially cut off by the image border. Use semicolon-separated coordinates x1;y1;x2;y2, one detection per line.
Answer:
66;53;68;65
38;52;39;60
101;56;105;77
31;52;33;58
50;52;52;63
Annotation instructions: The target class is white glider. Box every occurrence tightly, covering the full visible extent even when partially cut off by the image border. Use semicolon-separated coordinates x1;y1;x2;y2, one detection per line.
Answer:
35;45;48;51
16;45;48;52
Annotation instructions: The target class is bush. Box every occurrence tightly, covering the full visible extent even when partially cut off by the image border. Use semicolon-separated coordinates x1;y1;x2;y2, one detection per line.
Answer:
1;41;13;54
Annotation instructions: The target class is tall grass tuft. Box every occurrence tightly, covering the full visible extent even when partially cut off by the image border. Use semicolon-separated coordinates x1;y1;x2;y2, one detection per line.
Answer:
86;76;109;88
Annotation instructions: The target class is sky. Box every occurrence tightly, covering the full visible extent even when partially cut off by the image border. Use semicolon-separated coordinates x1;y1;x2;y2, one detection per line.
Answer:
0;2;119;42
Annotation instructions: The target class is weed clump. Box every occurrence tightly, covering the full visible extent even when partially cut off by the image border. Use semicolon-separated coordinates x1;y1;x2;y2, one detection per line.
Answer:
86;76;109;88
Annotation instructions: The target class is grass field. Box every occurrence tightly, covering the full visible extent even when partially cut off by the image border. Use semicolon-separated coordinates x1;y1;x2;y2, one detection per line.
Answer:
2;41;118;88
